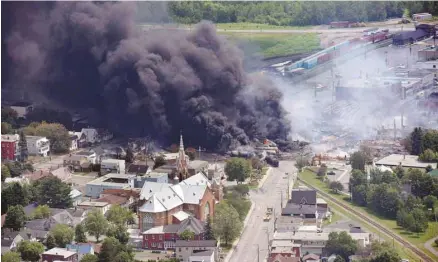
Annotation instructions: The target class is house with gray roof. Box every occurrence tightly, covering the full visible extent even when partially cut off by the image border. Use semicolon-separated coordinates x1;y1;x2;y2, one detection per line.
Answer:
291;189;317;205
175;240;219;262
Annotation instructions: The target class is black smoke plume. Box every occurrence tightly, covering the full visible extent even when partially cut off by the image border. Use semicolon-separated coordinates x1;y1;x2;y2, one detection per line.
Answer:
2;2;292;152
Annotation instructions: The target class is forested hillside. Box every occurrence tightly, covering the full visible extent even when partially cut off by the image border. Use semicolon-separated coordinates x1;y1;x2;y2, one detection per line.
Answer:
153;1;438;26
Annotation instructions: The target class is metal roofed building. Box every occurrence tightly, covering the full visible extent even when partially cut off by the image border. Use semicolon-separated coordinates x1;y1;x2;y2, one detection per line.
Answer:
101;158;126;174
375;154;437;169
85;173;136;198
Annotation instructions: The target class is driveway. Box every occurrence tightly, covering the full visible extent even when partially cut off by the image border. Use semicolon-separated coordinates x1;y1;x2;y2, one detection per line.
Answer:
424;236;438;258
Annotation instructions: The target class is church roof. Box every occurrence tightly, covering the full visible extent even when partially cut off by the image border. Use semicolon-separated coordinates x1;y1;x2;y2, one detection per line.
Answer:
139;173;210;213
180;172;211;187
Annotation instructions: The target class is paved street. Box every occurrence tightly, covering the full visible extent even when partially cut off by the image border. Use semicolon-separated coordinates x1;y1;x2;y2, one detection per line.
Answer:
229;161;296;262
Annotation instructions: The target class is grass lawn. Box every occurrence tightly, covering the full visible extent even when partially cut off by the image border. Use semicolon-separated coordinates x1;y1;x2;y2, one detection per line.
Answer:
323;209;343;226
221;32;321;58
215;22;312;30
299;169;438;261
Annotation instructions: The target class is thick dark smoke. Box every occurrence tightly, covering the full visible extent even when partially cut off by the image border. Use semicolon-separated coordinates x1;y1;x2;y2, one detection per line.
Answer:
2;2;292;152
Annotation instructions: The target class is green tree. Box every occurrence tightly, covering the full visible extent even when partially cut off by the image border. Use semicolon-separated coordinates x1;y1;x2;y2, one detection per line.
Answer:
4;161;34;177
204;214;215;240
1;251;21;262
153;155;166;169
250;157;263;170
225;157;252;182
409;208;429;233
1;122;14;134
423;195;437;210
233;184;249;197
225;194;251;221
4;205;26;231
179;229;195;240
106;205;134;226
50;224;74;248
370;249;401;262
349;169;367;192
75;223;88;243
352;184;368;206
22;122;71;153
295;157;308;172
350;151;366;171
1;164;11;182
32;205;51;219
81;254;99;262
84;209;109;242
329;181;344;193
2;107;18;126
98;237;133;262
404;195;424;212
419;149;437;162
125;146;134;163
409;127;424;155
212;202;242;245
36;176;72;208
325;231;358;261
18;130;28;161
368;184;401;218
106;224;130;244
1;183;29;214
17;240;45;262
45;234;56;249
408;169;434;198
393;165;405;179
317;163;328;177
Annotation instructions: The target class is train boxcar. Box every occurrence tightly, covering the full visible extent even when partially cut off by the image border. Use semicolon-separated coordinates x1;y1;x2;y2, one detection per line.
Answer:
303;57;318;69
317;53;331;64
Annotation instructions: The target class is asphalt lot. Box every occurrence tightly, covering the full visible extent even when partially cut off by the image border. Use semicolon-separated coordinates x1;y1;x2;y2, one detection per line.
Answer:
325;161;352;193
229;161;297;262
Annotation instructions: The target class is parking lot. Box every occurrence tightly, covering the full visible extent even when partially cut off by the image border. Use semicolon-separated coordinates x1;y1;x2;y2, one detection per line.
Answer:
134;250;175;261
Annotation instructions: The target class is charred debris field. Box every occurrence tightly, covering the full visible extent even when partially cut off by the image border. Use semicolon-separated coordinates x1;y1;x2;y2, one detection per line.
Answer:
2;2;300;153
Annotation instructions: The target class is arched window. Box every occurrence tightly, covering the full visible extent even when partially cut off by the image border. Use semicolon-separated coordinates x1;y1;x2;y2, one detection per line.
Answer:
142;213;154;231
204;202;210;220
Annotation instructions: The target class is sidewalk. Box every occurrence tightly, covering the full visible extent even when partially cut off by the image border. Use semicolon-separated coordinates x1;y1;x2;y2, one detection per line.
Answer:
223;200;255;262
257;167;272;189
424;236;438;257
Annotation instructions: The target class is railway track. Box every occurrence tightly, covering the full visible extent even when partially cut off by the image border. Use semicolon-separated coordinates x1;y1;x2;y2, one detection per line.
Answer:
298;178;435;262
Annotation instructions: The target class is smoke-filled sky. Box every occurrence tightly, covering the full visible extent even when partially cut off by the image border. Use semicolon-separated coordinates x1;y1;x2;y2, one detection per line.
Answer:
1;1;292;152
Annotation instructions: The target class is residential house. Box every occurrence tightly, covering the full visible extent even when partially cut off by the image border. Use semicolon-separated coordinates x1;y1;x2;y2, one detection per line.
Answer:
41;247;78;262
63;155;92;172
26;136;50;157
50;167;73;183
142;216;205;250
175;240;219;262
85;173;136;198
69;134;79;151
268;255;301;262
9;102;34;119
138;178;215;231
189;250;215;262
1;134;20;161
101;159;126;174
81;128;100;144
67;208;89;226
69;131;87;148
22;170;52;183
270;239;301;258
70;189;83;206
100;189;140;210
96;195;131;208
302;253;320;262
1;230;31;253
77;201;111;215
66;243;94;261
74;150;98;164
134;172;168;188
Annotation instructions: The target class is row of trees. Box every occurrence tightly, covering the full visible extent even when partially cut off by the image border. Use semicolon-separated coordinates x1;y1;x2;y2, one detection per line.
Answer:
407;128;438;162
162;1;438;26
2;177;72;216
349;167;438;233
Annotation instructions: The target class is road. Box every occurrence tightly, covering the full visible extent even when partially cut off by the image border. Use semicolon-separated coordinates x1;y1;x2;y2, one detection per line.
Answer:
229;161;296;262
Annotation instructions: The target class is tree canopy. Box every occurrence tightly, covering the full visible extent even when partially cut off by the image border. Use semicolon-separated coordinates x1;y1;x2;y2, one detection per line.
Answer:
1;251;21;262
22;122;71;153
17;240;45;262
225;157;252;182
212;202;242;245
84;209;109;242
325;231;358;261
179;229;195;240
35;176;72;208
75;223;88;243
50;224;75;248
4;205;26;231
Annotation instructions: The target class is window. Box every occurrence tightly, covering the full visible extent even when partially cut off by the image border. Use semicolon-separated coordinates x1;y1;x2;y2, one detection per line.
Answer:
152;235;155;240
159;235;163;240
179;248;181;252
145;235;148;240
433;65;436;69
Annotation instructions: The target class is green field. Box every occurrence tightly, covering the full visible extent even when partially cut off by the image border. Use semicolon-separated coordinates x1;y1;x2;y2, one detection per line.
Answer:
222;32;320;58
215;22;312;30
299;169;438;261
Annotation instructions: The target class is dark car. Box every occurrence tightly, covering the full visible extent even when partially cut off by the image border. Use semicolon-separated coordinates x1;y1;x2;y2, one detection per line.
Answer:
327;171;336;176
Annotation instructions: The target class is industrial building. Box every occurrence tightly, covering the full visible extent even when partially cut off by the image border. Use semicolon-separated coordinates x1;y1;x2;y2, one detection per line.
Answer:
85;173;136;198
375;154;437;170
418;46;438;61
392;24;433;46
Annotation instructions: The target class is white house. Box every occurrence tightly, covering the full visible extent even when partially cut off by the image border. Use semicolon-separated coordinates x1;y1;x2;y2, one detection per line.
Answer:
25;136;50;157
68;132;79;151
81;128;100;144
101;159;126;174
77;201;111;215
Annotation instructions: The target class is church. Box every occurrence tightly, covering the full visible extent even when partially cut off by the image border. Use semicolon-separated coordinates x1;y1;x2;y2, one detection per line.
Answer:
138;134;223;232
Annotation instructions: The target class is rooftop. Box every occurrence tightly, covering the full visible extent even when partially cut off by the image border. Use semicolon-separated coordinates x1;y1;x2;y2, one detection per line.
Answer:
1;134;19;142
282;203;317;215
180;172;211;187
25;136;48;141
188;160;209;170
190;250;214;257
75;150;96;156
96;195;128;205
78;201;110;207
127;164;149;174
43;247;76;258
274;231;370;242
142;216;204;235
86;173;135;186
291;189;317;205
101;159;125;164
375;154;437;169
174;240;217;248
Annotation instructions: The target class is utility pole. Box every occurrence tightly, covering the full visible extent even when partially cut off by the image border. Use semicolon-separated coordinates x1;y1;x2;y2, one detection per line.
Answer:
265;229;270;257
257;244;260;262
